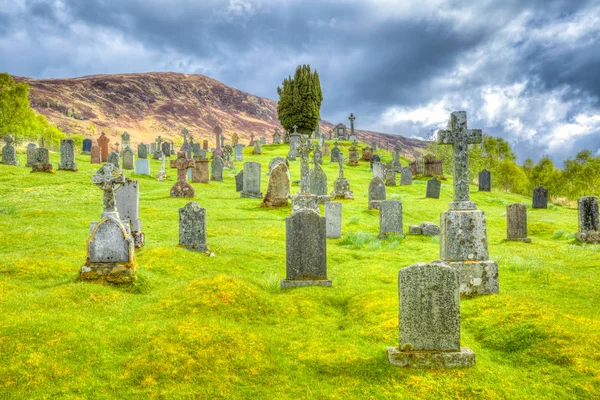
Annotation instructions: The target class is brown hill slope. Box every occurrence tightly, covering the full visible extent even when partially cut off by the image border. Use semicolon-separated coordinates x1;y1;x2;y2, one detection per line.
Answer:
15;72;427;155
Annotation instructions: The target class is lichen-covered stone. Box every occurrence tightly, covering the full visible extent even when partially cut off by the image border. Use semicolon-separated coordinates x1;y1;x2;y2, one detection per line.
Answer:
478;169;491;191
372;162;384;180
211;156;224;181
58;139;77;171
241;161;263;198
443;260;499;296
192;159;209;183
379;200;403;238
420;222;441;236
440;210;489;261
170;152;195;198
409;225;422;235
368;176;386;210
235;171;244;192
506;203;530;242
400;167;413;185
262;162;290;207
426;177;441;199
179;202;207;252
325;202;342;239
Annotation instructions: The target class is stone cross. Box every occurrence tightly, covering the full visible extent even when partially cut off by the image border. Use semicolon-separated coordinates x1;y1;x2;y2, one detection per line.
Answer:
214;124;222;149
349;113;356;136
156;136;163;148
393;143;402;164
437;111;482;207
171;152;195;182
182;128;189;143
115;143;120;153
92;163;126;216
298;134;314;194
337;153;345;179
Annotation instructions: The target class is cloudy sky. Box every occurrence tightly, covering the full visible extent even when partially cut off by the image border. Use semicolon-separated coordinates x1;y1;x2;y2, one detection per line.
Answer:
1;0;599;163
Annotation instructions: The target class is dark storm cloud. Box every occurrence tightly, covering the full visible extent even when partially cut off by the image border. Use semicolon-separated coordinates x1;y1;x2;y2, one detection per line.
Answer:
1;0;599;162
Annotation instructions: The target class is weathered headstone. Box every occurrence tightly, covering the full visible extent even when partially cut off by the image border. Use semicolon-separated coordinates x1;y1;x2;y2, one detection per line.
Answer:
362;146;373;161
273;128;281;144
179;202;207;252
532;186;548;209
150;143;157;154
291;135;319;214
1;135;18;166
426;177;441;199
372;162;384;180
57;138;78;171
241;162;263;198
156;153;167;181
309;164;328;197
385;168;396;186
203;140;208;150
115;179;144;248
322;143;330;157
330;142;341;163
235;144;243;161
371;140;378;152
259;136;266;145
506;203;531;243
213;124;224;158
122;147;134;170
31;147;53;172
368;176;386;210
26;143;36;167
325;202;342;239
137;143;147;159
235;170;244;192
81;163;135;283
232;132;239;146
378;200;404;238
121;132;131;152
280;208;330;288
81;138;92;155
370;154;381;170
253;140;262;155
387;262;475;368
348;145;359;166
576;196;600;243
400;167;413;185
437;111;498;296
330;154;354;199
97;133;110;162
313;146;323;165
91;145;102;164
478;169;491;192
268;156;288;175
162;141;171;159
107;152;120;169
287;125;300;160
170;152;195;198
192;158;209;184
348;113;356;139
392;143;402;171
211;155;224;181
261;162;290;207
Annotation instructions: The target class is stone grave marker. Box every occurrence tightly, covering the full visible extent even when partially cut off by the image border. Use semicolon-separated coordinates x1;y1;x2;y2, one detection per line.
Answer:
192;158;209;184
82;138;92;155
211;155;224;181
370;154;381;170
330;142;341;163
426;177;441;199
272;128;281;144
506;203;530;243
401;167;413;185
232;132;239;146
323;143;330;157
107;152;120;169
372;162;384;180
253;140;262;155
235;144;243;161
313;146;323;165
387;262;475;368
290;135;319;214
213;124;224;158
325;202;342;239
478;169;491;192
241;162;263;198
309;164;328;197
137;143;148;159
392;143;402;171
576;196;600;243
368;176;386;210
330;154;354;199
385;168;396;186
26;143;36;167
170;152;195;198
31;147;53;172
162;141;171;158
362;146;373;161
348;145;359;166
1;135;18;166
261;161;290;207
235;170;244;192
121;132;131;152
116;179;145;248
179;202;207;252
260;136;266;145
97;133;110;162
91;145;102;164
135;144;150;176
58;138;77;171
532;186;548;209
379;200;404;238
268;157;288;175
156;153;167;181
203;140;208;150
122;147;134;170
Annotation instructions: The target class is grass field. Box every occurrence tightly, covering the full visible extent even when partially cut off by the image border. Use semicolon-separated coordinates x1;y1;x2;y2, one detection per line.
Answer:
1;141;599;399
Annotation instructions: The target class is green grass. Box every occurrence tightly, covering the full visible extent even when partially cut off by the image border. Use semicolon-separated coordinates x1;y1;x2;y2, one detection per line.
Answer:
0;141;599;399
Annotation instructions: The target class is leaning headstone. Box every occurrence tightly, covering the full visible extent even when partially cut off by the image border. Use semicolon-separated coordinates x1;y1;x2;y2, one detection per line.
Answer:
80;163;135;284
81;138;92;155
575;196;600;243
387;262;475;368
261;162;290;207
385;168;396;186
31;147;53;172
107;152;120;169
58;138;78;171
116;179;145;248
426;177;441;199
280;208;330;288
506;203;531;243
179;202;207;252
478;169;491;192
330;154;354;199
211;155;224;181
235;144;243;161
91;145;102;164
241;162;263;198
97;133;110;162
26;143;36;167
170;152;195;198
532;186;548;209
122;147;134;170
253;140;262;155
191;158;209;184
378;200;404;238
330;142;341;163
368;176;386;210
400;167;413;185
372;162;384;180
437;111;498;296
1;135;18;166
233;171;243;192
325;202;342;239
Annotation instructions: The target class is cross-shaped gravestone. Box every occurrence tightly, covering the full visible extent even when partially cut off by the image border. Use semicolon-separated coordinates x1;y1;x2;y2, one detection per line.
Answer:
298;134;314;193
393;143;402;167
156;136;163;148
214;124;222;149
337;153;345;178
115;143;120;153
182;128;189;142
171;152;194;182
92;163;126;216
349;113;356;135
437;111;482;208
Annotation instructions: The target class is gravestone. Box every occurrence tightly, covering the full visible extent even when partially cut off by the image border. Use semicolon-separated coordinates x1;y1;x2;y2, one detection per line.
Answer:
387;262;475;368
330;154;354;199
156;153;167;181
309;164;328;197
241;162;263;198
425;177;441;199
170;152;195;198
334;123;347;140
506;203;531;243
400;167;413;185
273;128;281;144
235;171;244;192
362;146;373;161
280;208;330;288
91;145;102;164
385;168;396;186
81;163;135;283
322;143;330;157
348;113;356;139
392;143;402;171
154;136;164;160
370;154;381;170
368;176;386;210
192;158;209;184
180;129;191;158
478;169;491;192
213;124;224;158
372;162;384;180
222;144;235;169
235;144;243;161
261;162;290;207
122;147;134;170
211;155;224;181
191;140;201;158
291;135;319;214
253;140;262;155
1;135;18;166
437;111;498;296
371;140;378;152
58;138;78;171
121;132;131;152
150;143;156;154
348;145;359;166
260;136;266;145
325;202;342;239
97;133;110;162
137;143;148;159
232;132;239;146
179;202;207;252
31;147;53;172
135;157;150;176
107;152;120;169
268;156;288;175
26;143;36;167
576;196;600;243
116;179;144;248
203;140;208;150
287;125;300;160
82;138;92;155
532;186;548;209
313;146;323;165
162;141;171;159
378;200;404;239
330;142;341;163
249;135;255;146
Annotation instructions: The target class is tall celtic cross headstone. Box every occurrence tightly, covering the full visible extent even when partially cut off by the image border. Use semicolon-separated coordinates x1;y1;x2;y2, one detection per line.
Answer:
92;163;126;218
1;134;19;166
437;111;482;209
349;113;356;137
170;152;195;198
298;134;313;194
393;143;402;170
213;124;223;157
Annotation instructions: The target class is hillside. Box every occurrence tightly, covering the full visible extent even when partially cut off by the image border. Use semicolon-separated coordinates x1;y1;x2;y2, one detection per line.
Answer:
14;72;427;156
0;142;598;398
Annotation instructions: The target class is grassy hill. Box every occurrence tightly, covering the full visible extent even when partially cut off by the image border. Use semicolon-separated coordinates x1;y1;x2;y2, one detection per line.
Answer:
0;141;599;399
